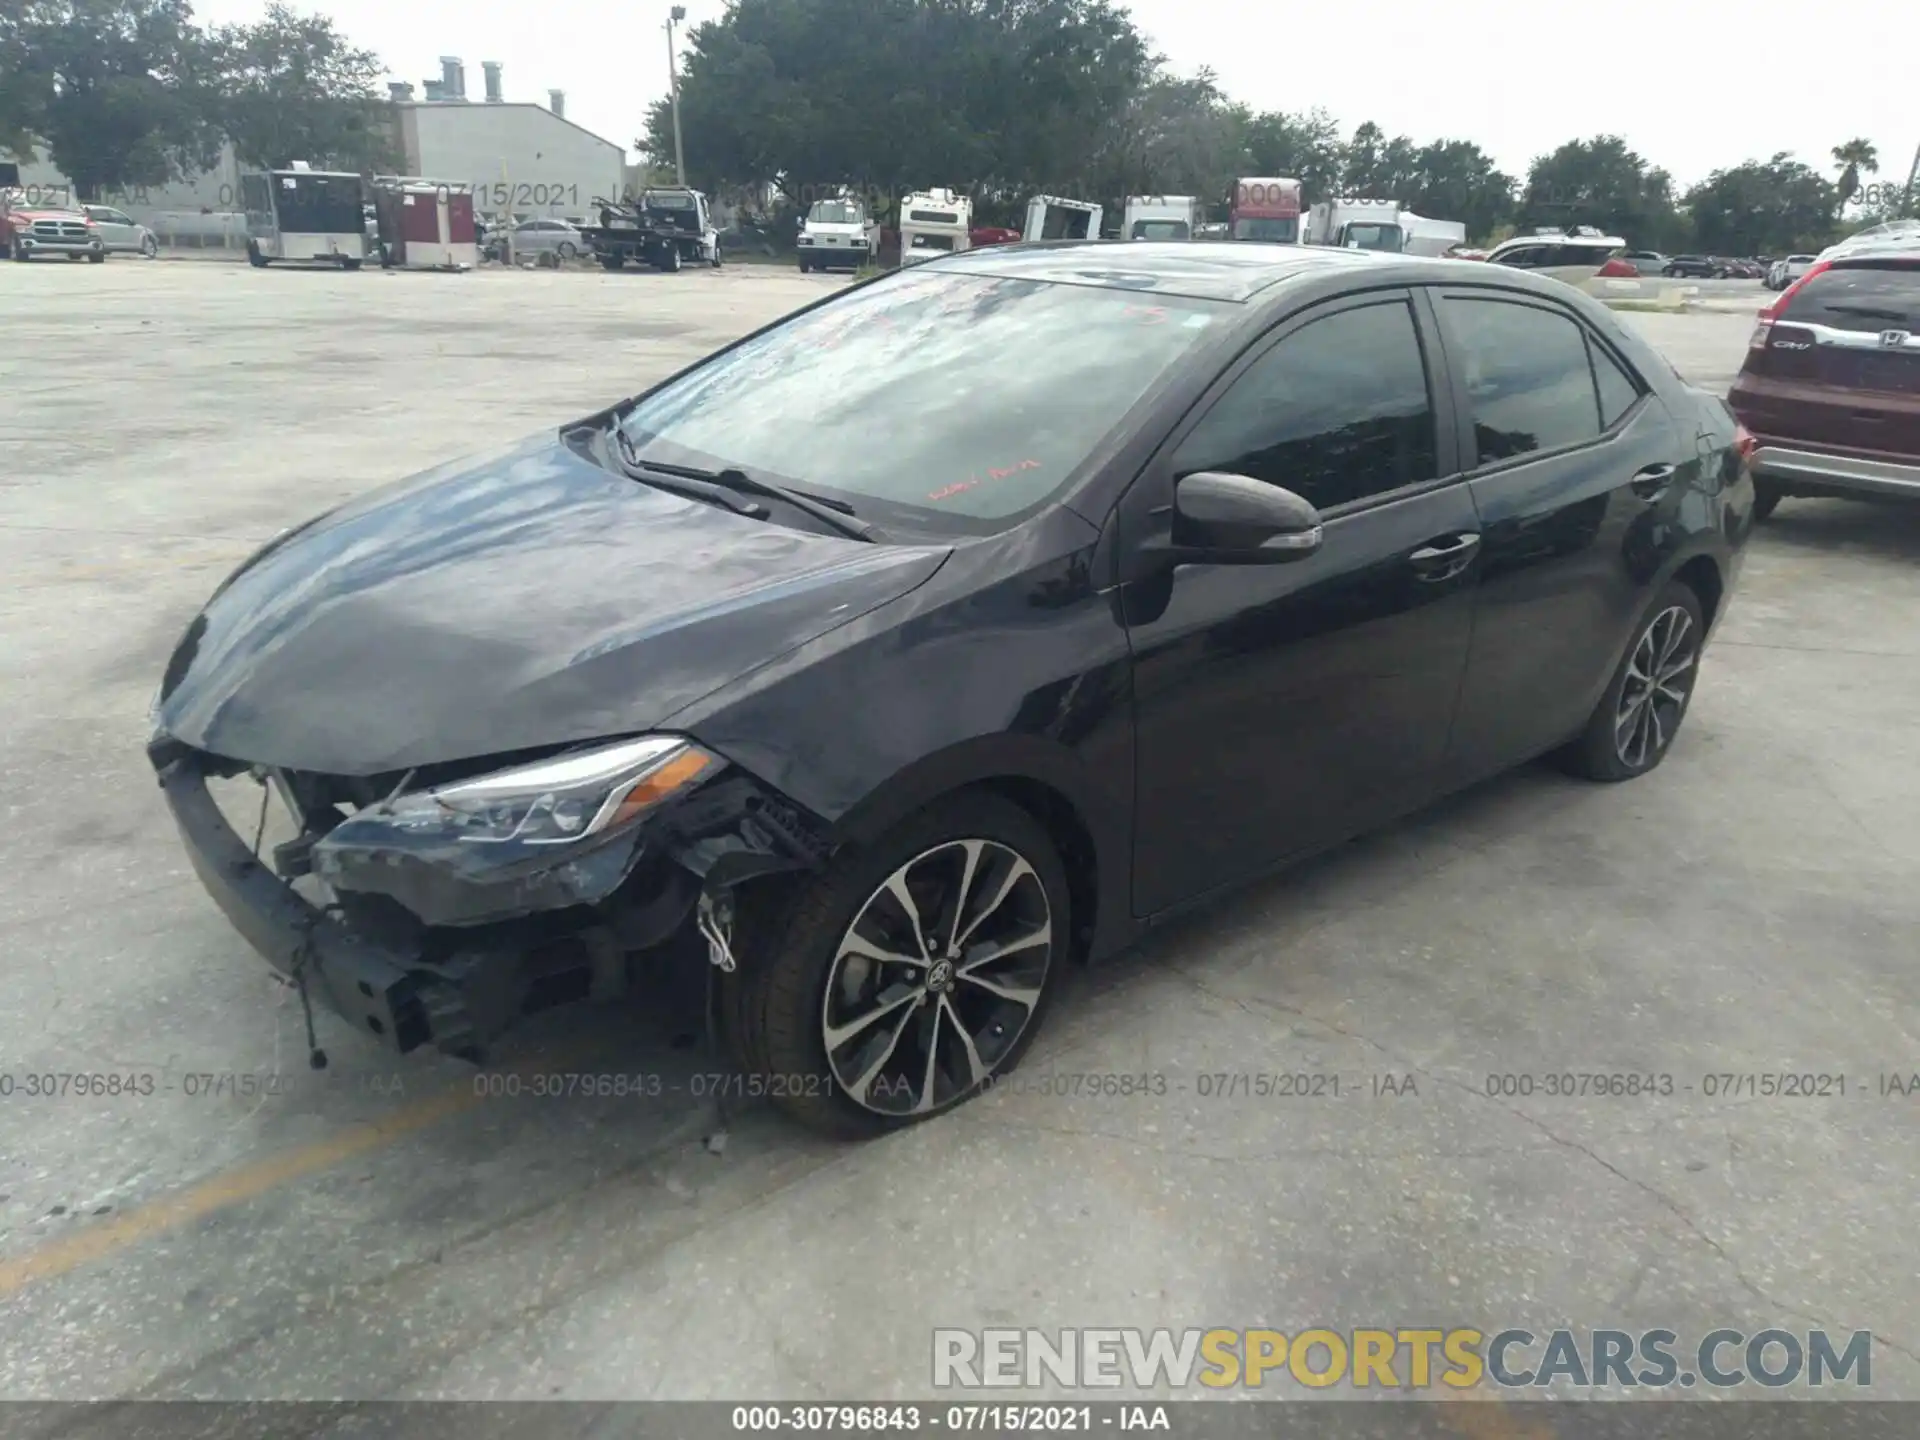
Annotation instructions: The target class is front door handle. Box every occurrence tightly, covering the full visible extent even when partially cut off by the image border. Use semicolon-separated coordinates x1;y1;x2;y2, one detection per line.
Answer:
1408;531;1480;580
1631;463;1678;499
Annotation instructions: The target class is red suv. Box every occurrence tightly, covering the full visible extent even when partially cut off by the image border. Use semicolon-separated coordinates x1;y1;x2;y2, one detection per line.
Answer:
1729;248;1920;520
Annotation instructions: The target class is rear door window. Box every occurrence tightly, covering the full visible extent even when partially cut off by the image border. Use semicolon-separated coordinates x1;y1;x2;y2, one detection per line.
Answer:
1589;339;1644;429
1779;264;1920;332
1442;297;1604;462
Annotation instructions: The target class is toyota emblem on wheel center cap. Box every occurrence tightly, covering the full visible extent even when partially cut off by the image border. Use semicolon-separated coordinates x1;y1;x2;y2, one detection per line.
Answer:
927;958;955;992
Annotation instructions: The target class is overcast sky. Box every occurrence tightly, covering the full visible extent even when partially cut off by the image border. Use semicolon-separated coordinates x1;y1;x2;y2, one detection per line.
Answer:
190;0;1913;191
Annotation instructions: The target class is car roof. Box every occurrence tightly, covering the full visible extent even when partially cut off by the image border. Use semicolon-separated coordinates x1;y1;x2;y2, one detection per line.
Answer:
921;240;1409;302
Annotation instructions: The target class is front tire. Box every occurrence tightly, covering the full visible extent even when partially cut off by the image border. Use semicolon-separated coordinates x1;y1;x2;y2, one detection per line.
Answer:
140;234;158;258
726;792;1070;1138
1557;581;1706;783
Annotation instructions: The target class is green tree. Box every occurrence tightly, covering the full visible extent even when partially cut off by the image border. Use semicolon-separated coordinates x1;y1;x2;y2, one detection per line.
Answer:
1238;107;1344;200
1519;135;1681;248
1084;68;1242;210
207;5;397;172
0;0;218;199
1403;139;1515;242
643;0;1151;209
1685;153;1837;254
1829;137;1878;207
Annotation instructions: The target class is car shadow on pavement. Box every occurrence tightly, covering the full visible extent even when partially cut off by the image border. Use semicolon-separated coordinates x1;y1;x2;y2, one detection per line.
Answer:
1758;496;1920;562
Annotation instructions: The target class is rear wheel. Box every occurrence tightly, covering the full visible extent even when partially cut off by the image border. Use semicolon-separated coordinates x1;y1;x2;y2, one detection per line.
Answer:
1752;478;1783;523
557;241;577;260
601;254;625;271
341;257;362;272
140;234;158;258
725;792;1070;1138
1557;581;1706;783
247;241;268;268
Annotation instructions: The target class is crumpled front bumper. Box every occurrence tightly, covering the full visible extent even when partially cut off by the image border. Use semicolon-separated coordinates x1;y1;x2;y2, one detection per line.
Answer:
150;736;830;1061
153;747;446;1053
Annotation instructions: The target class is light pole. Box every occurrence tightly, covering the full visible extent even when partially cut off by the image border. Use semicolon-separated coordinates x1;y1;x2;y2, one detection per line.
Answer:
666;6;688;187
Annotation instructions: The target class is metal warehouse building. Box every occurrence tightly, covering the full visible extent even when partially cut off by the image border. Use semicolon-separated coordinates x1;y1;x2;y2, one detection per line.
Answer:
10;55;625;231
391;58;627;219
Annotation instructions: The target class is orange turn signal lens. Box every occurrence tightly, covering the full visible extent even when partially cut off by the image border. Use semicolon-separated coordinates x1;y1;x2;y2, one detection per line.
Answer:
599;746;718;830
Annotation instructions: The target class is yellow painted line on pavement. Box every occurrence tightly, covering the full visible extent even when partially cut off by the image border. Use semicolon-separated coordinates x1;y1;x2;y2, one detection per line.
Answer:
0;1042;604;1298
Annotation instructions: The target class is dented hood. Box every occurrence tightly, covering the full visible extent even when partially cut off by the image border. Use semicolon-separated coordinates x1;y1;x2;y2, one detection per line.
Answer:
155;433;949;774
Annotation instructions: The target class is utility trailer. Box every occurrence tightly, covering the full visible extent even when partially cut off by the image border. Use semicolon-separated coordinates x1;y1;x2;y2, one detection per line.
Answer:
579;188;720;273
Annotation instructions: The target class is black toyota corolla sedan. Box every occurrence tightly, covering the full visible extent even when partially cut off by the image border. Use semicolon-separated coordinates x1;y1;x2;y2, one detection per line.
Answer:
150;242;1757;1136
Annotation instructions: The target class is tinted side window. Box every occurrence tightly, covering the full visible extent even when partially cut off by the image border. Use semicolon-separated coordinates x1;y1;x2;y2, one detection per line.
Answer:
1172;300;1439;511
1444;298;1602;462
1589;339;1642;428
1494;246;1542;268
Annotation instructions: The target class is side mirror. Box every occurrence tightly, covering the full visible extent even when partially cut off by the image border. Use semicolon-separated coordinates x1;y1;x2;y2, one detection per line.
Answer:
1150;471;1323;565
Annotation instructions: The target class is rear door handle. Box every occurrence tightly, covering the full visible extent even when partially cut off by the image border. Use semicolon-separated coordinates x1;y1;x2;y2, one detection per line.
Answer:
1631;463;1678;498
1408;531;1480;580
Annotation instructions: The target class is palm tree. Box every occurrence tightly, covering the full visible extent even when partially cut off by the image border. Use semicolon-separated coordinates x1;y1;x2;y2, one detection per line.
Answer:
1831;139;1879;206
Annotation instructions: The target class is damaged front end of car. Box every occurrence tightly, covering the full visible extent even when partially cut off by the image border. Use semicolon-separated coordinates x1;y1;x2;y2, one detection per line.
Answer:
148;731;832;1062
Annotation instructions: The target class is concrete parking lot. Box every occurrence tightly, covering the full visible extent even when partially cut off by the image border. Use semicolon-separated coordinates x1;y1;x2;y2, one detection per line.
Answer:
2;260;1917;1408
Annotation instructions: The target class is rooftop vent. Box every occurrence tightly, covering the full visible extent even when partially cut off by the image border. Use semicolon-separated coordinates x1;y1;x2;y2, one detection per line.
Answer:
548;89;566;119
388;81;414;102
482;62;502;103
439;56;464;100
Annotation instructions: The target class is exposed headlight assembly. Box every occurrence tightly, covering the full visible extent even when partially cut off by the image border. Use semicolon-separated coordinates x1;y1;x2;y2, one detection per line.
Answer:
318;735;721;868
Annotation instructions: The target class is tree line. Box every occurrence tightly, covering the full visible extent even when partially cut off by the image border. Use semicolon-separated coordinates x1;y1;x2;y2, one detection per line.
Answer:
4;0;1912;255
0;0;394;199
641;0;1911;254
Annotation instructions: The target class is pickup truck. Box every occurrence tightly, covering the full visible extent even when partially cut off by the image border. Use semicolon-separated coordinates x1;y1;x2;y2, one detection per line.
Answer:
2;200;108;263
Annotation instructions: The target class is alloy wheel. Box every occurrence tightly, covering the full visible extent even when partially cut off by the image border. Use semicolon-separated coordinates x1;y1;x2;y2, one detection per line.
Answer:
1614;605;1696;769
822;838;1053;1117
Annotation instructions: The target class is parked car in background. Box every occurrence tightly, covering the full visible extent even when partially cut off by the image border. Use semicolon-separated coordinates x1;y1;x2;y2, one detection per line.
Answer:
1484;229;1626;285
509;216;588;260
81;204;158;257
148;242;1753;1137
1726;259;1765;280
1620;250;1668;276
1663;255;1724;279
3;203;106;262
1730;245;1919;520
1766;254;1818;290
968;225;1021;248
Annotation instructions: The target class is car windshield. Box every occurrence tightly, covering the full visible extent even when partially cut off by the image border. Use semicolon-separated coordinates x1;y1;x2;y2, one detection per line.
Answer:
1130;220;1191;240
1345;223;1402;251
809;201;863;224
1232;216;1298;242
617;269;1226;531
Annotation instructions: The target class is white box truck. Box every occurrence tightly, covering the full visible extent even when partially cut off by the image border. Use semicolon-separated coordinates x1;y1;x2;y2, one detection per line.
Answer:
1122;195;1203;241
898;189;971;265
1023;195;1102;242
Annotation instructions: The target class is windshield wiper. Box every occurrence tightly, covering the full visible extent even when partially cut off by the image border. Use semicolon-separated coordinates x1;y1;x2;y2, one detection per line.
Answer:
623;450;881;543
1823;304;1912;323
596;425;772;520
